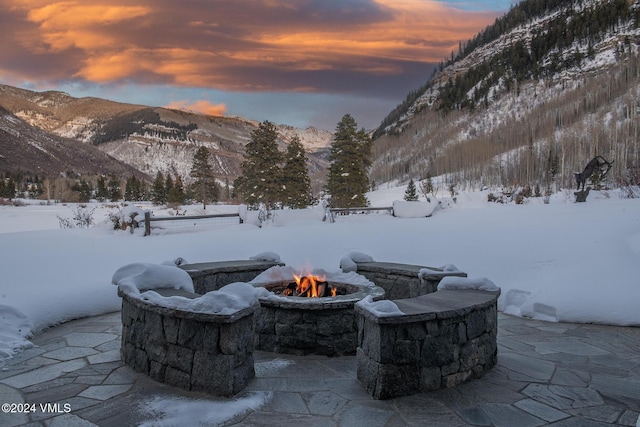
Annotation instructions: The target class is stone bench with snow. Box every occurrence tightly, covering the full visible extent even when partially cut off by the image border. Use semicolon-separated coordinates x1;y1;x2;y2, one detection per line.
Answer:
113;262;268;396
355;276;500;400
340;252;468;299
177;252;284;294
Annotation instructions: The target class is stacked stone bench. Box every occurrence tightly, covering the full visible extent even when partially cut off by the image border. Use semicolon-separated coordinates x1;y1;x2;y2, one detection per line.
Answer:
119;287;256;396
179;260;284;294
352;261;467;299
117;259;282;396
355;288;500;400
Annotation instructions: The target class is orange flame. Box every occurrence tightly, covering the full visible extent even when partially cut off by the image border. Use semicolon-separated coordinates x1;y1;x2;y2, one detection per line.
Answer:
292;272;327;298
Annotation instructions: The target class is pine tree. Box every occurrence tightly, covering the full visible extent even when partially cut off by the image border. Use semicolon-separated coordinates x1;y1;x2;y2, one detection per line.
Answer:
281;136;311;209
404;179;419;201
190;146;218;209
151;171;167;205
420;173;434;199
326;114;372;208
235;120;283;209
75;179;92;203
168;175;186;204
107;175;122;201
165;173;174;196
95;176;108;202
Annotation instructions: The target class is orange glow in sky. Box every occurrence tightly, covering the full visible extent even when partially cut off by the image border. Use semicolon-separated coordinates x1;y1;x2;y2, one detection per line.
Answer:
0;0;509;128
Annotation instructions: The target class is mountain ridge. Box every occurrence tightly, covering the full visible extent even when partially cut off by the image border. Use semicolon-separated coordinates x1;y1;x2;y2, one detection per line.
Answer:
371;0;640;191
0;84;332;185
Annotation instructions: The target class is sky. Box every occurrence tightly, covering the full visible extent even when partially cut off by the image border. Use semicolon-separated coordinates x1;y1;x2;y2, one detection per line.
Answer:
0;0;517;131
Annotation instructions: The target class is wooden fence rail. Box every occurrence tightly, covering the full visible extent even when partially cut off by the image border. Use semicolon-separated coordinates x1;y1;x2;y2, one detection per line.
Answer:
144;211;242;236
326;206;393;222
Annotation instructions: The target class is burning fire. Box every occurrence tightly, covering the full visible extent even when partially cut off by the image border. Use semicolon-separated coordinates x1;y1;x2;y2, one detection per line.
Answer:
284;272;337;298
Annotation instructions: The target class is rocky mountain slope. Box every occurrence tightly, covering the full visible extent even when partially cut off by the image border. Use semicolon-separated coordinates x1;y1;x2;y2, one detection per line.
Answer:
0;84;332;183
371;0;640;191
0;106;147;179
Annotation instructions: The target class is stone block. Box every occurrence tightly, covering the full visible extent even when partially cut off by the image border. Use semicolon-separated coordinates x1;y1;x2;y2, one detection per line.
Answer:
442;370;473;388
178;319;205;349
163;316;180;344
149;361;166;382
191;351;234;395
420;366;442;391
143;311;165;343
466;309;486;340
202;323;221;354
232;356;255;395
376;362;420;400
165;366;191;390
421;335;459;367
134;348;149;373
166;344;194;373
392;340;421;364
356;348;380;398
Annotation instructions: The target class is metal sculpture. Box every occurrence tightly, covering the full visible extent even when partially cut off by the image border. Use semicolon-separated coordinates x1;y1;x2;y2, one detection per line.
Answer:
574;156;614;191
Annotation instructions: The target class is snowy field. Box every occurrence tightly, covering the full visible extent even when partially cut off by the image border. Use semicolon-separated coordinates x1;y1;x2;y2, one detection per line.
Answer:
1;186;639;363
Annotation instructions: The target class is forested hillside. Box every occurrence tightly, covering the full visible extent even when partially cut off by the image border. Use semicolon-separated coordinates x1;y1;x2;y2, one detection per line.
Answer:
371;0;640;194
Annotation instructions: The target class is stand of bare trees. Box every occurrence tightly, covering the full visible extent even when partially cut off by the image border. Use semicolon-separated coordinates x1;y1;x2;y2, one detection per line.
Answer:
371;52;640;193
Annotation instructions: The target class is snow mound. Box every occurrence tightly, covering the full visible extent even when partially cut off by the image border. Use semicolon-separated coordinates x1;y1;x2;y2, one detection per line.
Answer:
437;276;500;292
0;305;34;359
392;200;436;218
419;264;462;278
250;252;282;263
140;282;270;315
139;392;271;427
112;263;194;294
501;289;559;322
340;251;373;272
161;257;188;266
356;295;404;317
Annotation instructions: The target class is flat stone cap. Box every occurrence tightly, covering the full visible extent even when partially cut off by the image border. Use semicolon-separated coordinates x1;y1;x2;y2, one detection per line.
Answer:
179;260;284;276
355;289;500;324
355;262;467;279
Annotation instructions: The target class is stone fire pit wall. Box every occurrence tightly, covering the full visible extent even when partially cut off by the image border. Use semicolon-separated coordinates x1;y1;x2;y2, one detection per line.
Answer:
356;289;500;400
119;288;255;396
352;262;467;299
255;299;358;356
180;260;284;294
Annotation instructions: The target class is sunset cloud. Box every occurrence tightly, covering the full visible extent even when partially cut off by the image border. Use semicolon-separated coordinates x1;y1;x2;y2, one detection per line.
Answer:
165;100;227;117
0;0;511;128
1;0;501;91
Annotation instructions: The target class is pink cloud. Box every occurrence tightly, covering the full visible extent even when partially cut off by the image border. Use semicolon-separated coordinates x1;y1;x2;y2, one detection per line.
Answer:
165;100;227;117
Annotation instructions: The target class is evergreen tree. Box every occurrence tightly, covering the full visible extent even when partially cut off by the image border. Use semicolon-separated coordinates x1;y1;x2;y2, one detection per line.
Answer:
107;175;122;201
95;176;108;202
165;173;174;197
235;120;283;209
75;179;92;203
124;175;145;201
168;175;186;204
420;173;434;199
281;136;311;208
326;114;372;208
404;179;419;201
151;171;167;205
190;146;218;209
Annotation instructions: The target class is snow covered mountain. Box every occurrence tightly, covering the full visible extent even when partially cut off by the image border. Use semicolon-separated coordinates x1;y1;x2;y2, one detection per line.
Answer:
0;84;332;183
372;0;640;191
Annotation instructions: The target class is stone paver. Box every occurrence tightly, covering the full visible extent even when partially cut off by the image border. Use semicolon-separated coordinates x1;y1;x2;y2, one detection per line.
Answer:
0;312;638;426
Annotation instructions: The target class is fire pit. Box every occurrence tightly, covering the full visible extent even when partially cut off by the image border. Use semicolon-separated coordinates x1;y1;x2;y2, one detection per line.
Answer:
250;266;385;356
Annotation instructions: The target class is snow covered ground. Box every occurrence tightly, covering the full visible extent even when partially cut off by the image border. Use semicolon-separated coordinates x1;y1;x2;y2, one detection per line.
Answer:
1;186;639;362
